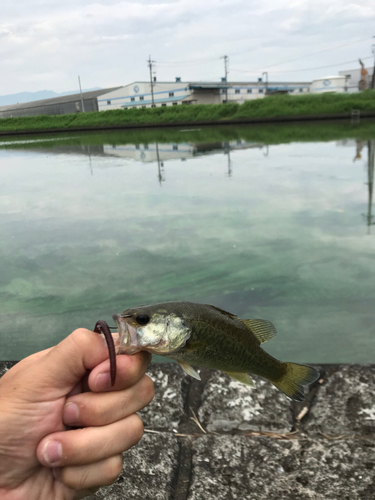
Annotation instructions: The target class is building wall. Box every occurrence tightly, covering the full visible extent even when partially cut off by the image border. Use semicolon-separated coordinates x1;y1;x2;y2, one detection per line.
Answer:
98;81;311;110
310;76;348;93
98;82;190;110
0;98;97;118
339;67;374;92
188;90;221;105
224;84;309;103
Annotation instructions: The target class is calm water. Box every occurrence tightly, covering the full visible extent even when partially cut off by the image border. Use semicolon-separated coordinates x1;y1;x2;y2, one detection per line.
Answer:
1;124;375;363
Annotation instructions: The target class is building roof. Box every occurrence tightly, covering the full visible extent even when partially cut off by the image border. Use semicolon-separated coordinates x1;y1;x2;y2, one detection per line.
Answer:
0;87;121;112
312;75;346;81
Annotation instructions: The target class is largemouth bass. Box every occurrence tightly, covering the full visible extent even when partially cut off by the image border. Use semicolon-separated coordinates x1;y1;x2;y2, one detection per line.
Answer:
113;301;319;402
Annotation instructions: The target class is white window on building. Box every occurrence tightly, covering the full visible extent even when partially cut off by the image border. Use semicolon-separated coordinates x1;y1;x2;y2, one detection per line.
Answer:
235;89;240;94
142;105;146;108
173;145;178;150
162;103;167;107
151;104;156;108
259;89;264;93
247;89;252;94
299;88;303;92
140;96;144;100
131;97;135;101
107;100;111;105
172;102;178;105
169;92;174;97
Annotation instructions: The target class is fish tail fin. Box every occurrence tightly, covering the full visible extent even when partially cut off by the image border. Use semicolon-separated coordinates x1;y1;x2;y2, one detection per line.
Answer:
272;362;319;402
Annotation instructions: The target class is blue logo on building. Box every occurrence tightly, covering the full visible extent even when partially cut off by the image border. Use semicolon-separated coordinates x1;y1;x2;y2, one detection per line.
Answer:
134;85;140;93
323;80;331;87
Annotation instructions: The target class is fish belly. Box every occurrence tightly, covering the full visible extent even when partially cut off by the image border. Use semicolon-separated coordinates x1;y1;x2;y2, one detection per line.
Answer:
170;336;283;382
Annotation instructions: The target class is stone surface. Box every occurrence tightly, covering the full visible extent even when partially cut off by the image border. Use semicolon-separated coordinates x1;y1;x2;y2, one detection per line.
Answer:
89;433;179;500
188;435;375;500
140;364;188;430
0;361;17;378
304;365;375;436
1;361;375;500
198;371;293;433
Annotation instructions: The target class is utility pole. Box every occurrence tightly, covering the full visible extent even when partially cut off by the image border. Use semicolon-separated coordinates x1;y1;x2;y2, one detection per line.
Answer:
371;44;375;90
221;55;229;103
366;140;375;233
148;55;155;106
262;72;268;94
78;75;85;112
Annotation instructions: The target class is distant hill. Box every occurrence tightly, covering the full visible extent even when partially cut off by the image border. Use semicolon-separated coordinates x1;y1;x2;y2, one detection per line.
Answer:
0;88;102;107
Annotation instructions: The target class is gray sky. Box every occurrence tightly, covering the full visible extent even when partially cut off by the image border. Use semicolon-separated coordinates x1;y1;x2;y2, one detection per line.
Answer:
1;0;374;94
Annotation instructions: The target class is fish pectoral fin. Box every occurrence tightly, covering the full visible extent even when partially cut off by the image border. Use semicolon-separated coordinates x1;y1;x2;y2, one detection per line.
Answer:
224;371;254;386
240;319;277;344
178;361;201;381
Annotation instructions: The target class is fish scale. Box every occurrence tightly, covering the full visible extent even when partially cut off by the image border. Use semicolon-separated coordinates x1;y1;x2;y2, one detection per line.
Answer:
113;301;319;402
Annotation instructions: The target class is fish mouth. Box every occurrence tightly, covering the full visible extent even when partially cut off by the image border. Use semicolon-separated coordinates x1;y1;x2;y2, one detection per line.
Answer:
112;313;140;355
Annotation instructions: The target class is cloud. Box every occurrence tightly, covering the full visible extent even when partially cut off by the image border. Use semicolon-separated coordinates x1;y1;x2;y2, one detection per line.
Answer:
0;0;374;93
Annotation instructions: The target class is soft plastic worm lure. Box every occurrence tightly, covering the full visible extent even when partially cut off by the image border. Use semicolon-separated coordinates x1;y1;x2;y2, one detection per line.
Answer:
93;320;116;386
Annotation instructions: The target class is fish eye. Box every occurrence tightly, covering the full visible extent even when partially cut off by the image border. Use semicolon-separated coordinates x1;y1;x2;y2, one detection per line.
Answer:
136;314;150;326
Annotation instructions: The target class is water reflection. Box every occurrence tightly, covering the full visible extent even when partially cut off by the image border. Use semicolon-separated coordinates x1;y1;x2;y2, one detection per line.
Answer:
16;134;375;233
1;125;375;362
365;140;375;232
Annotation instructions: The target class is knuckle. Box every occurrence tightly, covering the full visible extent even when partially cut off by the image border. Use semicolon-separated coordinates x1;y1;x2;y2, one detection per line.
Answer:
104;455;123;484
70;328;90;349
60;467;89;491
141;375;155;403
130;414;144;442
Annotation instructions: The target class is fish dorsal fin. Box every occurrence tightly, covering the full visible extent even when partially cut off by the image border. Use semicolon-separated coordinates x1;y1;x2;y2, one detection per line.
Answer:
240;319;277;344
224;371;254;386
205;304;238;319
178;361;201;380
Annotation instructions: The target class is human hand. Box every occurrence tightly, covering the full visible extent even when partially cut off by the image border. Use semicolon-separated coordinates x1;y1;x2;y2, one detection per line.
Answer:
0;328;154;500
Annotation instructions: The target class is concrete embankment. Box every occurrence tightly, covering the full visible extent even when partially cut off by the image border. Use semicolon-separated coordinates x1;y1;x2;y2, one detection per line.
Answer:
1;111;375;137
1;362;374;499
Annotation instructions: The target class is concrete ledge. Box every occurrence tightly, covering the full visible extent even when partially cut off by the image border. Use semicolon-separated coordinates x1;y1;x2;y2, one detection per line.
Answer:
1;112;375;137
1;361;374;499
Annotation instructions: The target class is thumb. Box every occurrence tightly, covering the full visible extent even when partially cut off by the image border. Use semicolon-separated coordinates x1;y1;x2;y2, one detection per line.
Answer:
27;328;112;398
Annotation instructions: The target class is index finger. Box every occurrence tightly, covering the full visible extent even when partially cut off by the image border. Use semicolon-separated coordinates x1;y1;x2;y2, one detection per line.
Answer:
88;351;152;392
20;329;112;400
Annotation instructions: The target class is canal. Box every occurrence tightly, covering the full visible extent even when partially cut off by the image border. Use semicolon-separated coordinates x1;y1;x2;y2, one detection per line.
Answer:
1;122;375;363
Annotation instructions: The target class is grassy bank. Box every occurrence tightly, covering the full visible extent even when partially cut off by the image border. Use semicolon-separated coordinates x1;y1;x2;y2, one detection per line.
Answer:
1;120;375;150
1;91;375;133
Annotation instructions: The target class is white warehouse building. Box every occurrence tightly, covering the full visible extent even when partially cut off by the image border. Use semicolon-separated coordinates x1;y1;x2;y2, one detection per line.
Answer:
98;79;310;111
310;75;349;94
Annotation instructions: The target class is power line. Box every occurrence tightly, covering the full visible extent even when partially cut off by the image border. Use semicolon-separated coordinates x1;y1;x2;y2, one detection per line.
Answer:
250;37;372;72
157;56;218;66
154;36;372;70
230;55;373;75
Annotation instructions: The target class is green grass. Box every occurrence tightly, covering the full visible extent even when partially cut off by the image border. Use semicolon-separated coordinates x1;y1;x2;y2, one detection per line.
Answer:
1;91;375;133
1;120;375;150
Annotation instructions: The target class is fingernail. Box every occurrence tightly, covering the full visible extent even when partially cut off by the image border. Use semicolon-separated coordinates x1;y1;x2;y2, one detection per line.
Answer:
42;440;62;465
95;371;111;391
63;402;80;425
